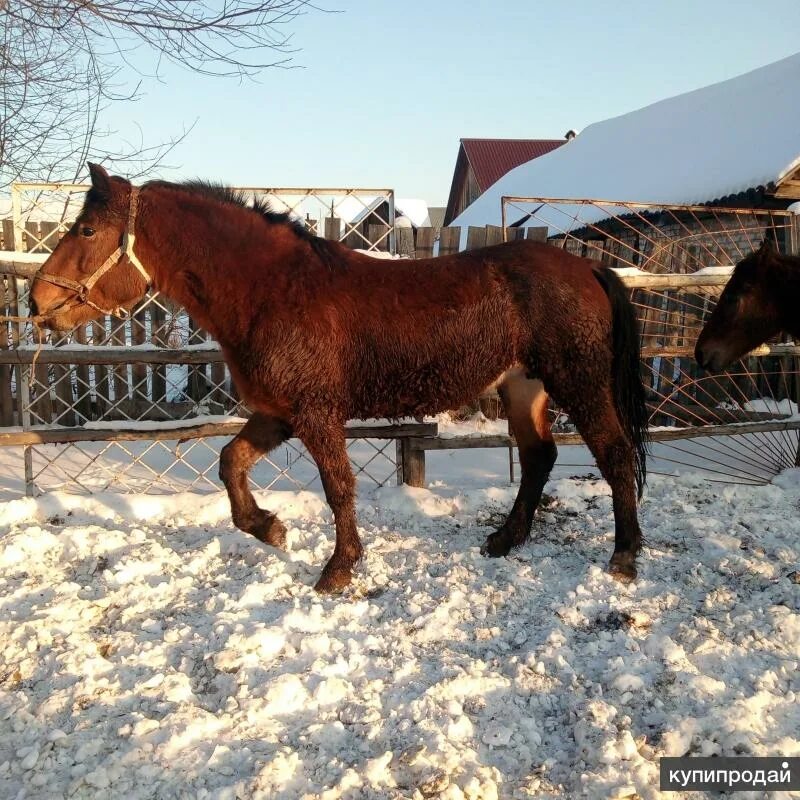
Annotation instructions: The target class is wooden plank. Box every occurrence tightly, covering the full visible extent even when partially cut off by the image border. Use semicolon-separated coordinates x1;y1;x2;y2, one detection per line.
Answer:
396;226;414;257
185;316;212;403
367;223;389;251
210;332;227;409
1;339;797;367
438;228;460;257
88;321;109;418
110;317;128;407
38;221;59;253
465;226;486;251
0;219;15;251
52;360;75;427
0;346;228;365
0;259;46;279
526;226;548;242
24;222;40;253
484;225;504;247
411;433;516;451
407;418;800;451
129;307;148;408
399;438;426;487
29;328;53;424
324;217;341;241
414;227;434;259
73;324;93;421
0;421;438;447
150;303;168;403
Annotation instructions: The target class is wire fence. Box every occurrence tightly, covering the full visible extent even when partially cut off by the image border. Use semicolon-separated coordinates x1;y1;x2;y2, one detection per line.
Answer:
0;183;401;497
0;186;797;498
501;197;800;483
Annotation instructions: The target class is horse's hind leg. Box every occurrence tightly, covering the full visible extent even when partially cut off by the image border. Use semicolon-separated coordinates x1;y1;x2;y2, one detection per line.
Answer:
562;386;642;581
482;374;557;557
219;413;292;548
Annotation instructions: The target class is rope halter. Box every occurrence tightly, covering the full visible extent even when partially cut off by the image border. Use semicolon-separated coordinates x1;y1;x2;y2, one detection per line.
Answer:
34;185;151;319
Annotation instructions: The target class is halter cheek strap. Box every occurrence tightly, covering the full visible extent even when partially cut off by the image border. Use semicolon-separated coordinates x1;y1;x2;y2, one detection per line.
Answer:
35;185;151;318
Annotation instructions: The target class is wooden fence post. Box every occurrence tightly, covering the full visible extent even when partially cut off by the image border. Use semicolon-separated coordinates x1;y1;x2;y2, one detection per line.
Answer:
324;217;341;242
526;226;548;242
368;223;388;251
484;225;504;247
438;227;460;257
466;226;487;251
396;226;415;257
150;303;167;404
414;227;435;259
399;438;425;487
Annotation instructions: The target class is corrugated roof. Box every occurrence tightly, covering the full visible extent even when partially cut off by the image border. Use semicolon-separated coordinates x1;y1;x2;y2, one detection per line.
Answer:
461;138;566;192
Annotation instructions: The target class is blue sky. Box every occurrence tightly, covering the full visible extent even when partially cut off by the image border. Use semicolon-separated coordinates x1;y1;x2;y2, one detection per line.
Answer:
103;0;800;206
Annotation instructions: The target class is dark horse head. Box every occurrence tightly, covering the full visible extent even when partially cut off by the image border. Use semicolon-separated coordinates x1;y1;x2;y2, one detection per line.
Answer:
30;163;150;332
695;238;791;372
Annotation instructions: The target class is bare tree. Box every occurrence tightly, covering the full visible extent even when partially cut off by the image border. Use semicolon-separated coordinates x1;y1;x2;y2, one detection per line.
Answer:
0;1;319;187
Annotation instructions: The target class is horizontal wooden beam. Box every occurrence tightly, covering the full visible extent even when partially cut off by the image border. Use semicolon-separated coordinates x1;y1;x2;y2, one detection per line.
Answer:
619;273;730;289
1;255;736;291
0;420;438;447
406;418;800;451
0;347;225;365
1;337;795;368
639;343;800;359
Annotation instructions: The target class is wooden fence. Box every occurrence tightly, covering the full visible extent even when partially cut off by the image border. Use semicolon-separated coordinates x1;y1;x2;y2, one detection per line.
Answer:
2;204;799;496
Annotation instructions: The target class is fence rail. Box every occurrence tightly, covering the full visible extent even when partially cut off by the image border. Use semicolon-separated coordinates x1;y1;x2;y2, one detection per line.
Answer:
1;187;798;496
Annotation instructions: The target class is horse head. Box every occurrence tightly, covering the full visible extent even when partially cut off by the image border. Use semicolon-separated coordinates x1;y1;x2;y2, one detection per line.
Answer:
30;163;151;332
695;238;783;371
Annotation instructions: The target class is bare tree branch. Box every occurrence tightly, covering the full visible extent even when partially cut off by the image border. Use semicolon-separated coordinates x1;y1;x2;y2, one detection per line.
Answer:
0;0;322;188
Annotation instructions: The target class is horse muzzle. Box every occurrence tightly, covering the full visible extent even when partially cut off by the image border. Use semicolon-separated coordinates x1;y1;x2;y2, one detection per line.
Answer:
695;341;730;372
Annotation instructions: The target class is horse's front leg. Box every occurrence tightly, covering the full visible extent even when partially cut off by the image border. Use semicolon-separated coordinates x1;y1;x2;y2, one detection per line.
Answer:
299;420;362;593
219;413;292;547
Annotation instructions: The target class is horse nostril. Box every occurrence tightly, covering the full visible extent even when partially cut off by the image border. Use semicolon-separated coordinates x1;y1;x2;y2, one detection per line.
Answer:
29;297;38;317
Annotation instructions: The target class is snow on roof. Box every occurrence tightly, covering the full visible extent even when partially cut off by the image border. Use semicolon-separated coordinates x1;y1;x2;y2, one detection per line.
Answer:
451;53;800;232
335;196;431;228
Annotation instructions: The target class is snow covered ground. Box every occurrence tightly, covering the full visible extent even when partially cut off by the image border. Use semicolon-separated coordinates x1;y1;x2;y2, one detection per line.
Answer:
0;455;798;799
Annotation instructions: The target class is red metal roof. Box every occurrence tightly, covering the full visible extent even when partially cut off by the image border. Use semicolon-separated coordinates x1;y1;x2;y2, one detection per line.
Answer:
461;138;566;192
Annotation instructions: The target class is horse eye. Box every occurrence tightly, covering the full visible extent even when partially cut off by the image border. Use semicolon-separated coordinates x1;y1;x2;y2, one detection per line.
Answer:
80;226;95;238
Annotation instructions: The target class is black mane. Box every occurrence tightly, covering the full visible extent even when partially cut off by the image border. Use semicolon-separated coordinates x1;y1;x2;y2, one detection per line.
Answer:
185;180;317;238
143;179;335;258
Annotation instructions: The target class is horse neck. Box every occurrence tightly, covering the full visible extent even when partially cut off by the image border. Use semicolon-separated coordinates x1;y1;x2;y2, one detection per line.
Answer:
137;189;303;347
772;253;800;336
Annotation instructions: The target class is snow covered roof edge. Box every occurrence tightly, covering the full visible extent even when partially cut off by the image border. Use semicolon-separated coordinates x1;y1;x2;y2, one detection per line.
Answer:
452;53;800;231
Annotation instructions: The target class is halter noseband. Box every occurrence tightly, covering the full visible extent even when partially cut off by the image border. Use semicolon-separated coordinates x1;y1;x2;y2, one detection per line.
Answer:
35;185;151;318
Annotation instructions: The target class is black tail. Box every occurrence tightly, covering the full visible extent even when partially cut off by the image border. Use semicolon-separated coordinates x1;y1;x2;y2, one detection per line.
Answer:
593;267;650;498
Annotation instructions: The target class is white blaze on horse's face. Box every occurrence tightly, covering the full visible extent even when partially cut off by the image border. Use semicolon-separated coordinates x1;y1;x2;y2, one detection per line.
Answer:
31;163;146;331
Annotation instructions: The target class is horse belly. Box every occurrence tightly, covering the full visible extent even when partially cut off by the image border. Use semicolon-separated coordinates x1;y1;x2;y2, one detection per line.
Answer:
351;314;516;418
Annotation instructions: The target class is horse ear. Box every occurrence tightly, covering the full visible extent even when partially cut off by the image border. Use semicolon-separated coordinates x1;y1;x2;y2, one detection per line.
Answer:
87;162;111;199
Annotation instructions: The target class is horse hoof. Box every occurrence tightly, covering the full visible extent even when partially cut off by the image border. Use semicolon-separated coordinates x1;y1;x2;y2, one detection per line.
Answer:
251;515;287;549
314;565;353;594
608;552;637;583
481;529;513;558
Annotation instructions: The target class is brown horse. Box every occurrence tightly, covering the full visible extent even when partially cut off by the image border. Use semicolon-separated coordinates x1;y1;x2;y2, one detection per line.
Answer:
695;239;800;371
31;164;649;593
